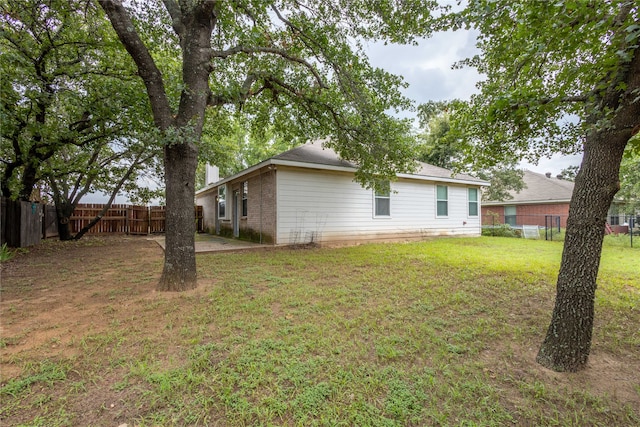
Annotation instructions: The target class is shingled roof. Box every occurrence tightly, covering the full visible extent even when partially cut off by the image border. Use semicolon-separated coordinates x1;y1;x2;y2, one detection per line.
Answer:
274;141;485;184
197;140;488;193
273;140;355;168
484;170;574;205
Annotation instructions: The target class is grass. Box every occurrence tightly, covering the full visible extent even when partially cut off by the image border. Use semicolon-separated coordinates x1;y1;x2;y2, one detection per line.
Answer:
0;243;15;262
484;224;638;247
1;237;639;426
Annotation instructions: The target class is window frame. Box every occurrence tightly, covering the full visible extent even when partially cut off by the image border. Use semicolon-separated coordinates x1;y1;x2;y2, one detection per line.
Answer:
241;181;248;217
504;205;517;226
373;181;391;218
468;187;479;217
218;185;227;219
436;185;448;217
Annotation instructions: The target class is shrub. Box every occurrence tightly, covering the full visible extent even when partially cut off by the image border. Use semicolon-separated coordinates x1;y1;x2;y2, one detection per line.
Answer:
482;224;519;238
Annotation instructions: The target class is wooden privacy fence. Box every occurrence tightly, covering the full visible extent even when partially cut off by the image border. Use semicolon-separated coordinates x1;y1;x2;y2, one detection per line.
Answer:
1;197;43;247
69;204;203;236
1;199;203;247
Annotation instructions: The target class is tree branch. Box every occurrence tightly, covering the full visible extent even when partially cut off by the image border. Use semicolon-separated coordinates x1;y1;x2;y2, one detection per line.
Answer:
270;4;328;64
509;94;591;110
207;72;260;107
97;0;173;129
211;45;327;89
73;150;154;240
162;0;186;43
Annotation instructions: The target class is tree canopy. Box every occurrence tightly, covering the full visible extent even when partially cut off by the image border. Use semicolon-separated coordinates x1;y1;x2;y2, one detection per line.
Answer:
98;0;440;290
448;1;638;167
416;101;525;202
618;140;640;213
0;0;160;239
441;0;639;371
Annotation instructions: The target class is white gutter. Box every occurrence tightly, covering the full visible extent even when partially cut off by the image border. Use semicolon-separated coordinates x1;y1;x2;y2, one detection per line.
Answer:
397;172;489;187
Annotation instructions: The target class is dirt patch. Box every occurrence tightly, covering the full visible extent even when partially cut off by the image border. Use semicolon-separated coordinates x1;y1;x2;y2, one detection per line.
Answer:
479;341;640;413
1;236;162;380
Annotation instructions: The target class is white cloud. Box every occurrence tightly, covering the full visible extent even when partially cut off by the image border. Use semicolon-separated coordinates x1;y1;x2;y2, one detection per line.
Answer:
521;153;583;175
365;30;482;107
366;31;582;174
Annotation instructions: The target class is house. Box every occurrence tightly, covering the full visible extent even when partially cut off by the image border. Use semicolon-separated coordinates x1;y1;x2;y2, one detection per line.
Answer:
481;170;631;233
195;141;489;245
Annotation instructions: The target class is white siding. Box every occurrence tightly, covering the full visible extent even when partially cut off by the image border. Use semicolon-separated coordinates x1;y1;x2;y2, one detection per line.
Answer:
276;167;482;245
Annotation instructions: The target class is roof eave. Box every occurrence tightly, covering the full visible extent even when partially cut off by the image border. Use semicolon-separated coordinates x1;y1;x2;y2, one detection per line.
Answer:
483;199;572;206
195;158;489;195
195;158;275;195
397;172;489;186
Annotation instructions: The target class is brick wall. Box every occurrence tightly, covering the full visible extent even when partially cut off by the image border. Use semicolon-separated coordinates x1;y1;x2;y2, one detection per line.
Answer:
209;168;277;243
482;203;570;227
245;169;276;243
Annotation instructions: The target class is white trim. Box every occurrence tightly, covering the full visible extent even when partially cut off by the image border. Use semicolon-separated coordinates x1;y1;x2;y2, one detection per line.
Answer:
373;183;391;218
436;184;448;218
241;181;248;217
467;187;479;218
218;184;228;220
397;172;489;187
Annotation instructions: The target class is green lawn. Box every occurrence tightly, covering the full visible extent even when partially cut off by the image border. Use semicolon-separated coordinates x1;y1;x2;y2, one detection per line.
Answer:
2;236;639;426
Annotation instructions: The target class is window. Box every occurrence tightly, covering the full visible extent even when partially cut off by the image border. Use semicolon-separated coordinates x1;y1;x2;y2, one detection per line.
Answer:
374;181;390;217
608;205;620;225
218;185;226;219
504;205;516;226
242;181;248;217
436;185;448;217
468;188;478;217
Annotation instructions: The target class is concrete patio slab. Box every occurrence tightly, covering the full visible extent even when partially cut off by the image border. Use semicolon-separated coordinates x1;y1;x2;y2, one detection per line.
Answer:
149;234;269;253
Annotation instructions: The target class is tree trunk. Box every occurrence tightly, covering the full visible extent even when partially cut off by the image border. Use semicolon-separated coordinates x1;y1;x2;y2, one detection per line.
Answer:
55;202;75;242
19;162;40;201
536;130;626;371
57;219;73;241
99;1;216;291
537;37;640;372
156;141;199;291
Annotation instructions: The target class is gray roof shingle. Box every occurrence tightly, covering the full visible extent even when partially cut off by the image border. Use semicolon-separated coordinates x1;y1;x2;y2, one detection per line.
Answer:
274;141;486;184
485;170;574;204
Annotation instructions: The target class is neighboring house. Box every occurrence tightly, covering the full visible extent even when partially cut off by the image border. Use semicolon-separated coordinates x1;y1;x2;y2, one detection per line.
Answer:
195;141;489;245
481;170;630;232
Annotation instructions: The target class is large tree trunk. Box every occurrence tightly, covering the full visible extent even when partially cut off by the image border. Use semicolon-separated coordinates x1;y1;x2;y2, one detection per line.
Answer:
155;3;215;291
537;44;640;372
536;130;626;372
98;0;215;291
157;141;199;291
19;158;43;201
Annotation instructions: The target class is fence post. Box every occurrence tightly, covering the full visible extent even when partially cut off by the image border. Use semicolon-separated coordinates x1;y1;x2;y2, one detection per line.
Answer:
545;215;552;241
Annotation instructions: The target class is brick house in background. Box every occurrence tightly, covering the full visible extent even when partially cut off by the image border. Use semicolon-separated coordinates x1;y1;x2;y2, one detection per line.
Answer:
481;169;630;233
195;141;488;245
